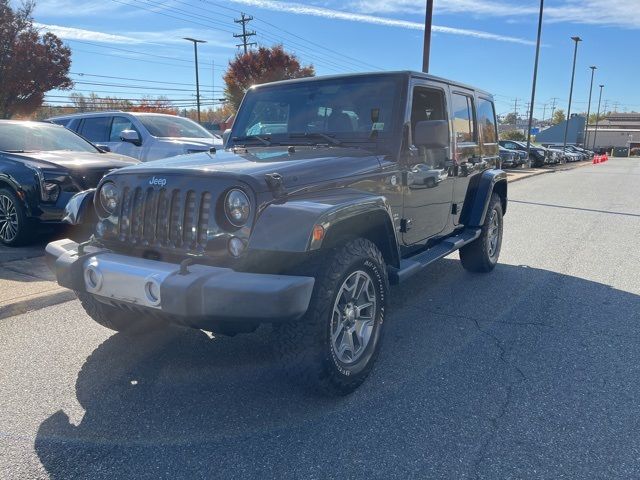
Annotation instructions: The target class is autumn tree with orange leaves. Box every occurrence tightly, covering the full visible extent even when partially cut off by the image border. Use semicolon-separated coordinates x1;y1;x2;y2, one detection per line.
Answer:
223;45;314;110
0;1;72;118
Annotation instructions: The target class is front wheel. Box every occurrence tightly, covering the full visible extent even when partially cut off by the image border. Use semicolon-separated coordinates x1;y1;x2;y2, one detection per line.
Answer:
276;238;389;395
460;193;504;273
0;188;36;246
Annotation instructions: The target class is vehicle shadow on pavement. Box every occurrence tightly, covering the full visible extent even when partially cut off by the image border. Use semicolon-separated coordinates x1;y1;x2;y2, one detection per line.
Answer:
34;259;640;479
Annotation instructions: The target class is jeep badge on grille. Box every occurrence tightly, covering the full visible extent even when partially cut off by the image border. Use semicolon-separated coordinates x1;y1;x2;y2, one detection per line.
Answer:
149;176;167;187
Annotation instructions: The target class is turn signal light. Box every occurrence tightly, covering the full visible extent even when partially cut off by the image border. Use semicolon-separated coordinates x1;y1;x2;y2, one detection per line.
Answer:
312;225;325;242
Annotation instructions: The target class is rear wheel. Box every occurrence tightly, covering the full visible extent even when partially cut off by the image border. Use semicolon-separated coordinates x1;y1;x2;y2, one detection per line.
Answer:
460;193;503;273
276;238;389;395
77;292;168;335
0;188;35;246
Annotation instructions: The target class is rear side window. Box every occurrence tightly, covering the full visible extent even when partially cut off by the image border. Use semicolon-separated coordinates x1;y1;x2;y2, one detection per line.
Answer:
451;93;476;144
477;98;497;144
79;117;111;142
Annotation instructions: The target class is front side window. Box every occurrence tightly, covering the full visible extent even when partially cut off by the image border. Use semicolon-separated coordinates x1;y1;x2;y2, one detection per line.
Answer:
79;117;111;143
0;123;99;153
231;76;402;147
451;93;476;144
477;98;497;144
136;115;213;139
110;116;136;142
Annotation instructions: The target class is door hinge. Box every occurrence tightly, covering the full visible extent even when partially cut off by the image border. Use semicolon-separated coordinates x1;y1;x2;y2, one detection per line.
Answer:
400;218;412;233
451;203;458;215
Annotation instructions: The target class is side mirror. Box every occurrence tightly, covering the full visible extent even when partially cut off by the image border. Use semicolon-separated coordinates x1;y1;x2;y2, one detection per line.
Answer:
120;129;141;146
222;128;232;147
414;120;449;150
95;144;110;152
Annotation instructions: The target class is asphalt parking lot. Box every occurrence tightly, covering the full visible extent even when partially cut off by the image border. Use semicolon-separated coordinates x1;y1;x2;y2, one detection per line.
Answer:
1;158;639;479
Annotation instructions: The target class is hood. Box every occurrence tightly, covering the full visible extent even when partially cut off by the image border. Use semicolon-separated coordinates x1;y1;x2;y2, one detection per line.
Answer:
7;150;139;172
109;146;383;193
158;137;223;148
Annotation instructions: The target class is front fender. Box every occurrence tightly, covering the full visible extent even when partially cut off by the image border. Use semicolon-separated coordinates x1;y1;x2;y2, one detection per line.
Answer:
465;169;508;227
248;191;400;266
62;189;97;225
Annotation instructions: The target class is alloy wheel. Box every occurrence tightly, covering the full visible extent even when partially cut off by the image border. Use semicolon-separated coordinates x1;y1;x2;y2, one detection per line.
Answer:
0;194;19;243
330;270;377;365
487;210;500;259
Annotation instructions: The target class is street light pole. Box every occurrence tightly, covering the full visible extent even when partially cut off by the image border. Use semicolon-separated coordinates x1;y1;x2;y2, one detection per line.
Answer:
583;66;597;148
526;0;544;163
422;0;434;73
593;84;604;151
562;36;582;152
184;37;207;124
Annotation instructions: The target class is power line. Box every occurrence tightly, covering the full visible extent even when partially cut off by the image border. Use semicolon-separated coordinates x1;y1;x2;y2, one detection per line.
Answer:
70;72;220;90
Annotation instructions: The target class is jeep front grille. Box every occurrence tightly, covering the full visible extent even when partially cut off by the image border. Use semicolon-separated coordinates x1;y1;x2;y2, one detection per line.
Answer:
118;187;212;250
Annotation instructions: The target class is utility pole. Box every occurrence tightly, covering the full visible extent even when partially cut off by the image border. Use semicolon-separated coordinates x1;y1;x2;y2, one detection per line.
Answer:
550;97;559;122
541;103;547;123
422;0;434;73
612;101;620;112
526;0;544;160
183;37;207;124
584;66;596;148
234;13;256;54
513;98;519;126
593;84;604;150
602;100;609;117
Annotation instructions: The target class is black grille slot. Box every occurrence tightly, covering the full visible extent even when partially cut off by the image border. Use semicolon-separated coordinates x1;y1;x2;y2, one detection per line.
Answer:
117;187;211;250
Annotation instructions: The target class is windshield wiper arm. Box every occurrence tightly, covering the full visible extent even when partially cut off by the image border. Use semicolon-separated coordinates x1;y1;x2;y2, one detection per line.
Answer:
288;132;342;146
3;150;26;153
232;135;272;146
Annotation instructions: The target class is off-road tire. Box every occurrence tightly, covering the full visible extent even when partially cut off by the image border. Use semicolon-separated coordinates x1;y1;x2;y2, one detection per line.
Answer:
460;193;503;273
276;238;389;396
0;187;36;247
76;292;168;335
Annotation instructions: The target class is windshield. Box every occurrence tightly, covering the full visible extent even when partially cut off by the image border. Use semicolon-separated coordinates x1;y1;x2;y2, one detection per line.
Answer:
136;114;214;139
230;76;402;146
0;122;99;153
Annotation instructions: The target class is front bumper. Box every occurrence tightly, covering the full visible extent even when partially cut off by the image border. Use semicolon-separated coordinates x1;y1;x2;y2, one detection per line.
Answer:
45;239;315;326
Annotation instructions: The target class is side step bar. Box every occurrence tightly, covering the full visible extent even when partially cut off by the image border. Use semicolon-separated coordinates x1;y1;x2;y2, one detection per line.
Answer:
388;228;481;284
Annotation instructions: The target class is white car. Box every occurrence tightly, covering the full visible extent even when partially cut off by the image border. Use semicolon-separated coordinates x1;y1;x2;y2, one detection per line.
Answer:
48;112;223;162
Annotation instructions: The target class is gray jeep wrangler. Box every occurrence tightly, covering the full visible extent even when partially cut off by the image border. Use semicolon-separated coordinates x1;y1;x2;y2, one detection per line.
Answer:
47;72;507;395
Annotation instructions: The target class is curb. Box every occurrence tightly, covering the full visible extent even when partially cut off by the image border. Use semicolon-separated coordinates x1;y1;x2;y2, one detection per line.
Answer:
0;288;76;320
507;160;592;184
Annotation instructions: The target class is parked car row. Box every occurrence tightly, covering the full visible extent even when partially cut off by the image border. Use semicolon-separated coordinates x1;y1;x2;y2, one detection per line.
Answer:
498;140;594;168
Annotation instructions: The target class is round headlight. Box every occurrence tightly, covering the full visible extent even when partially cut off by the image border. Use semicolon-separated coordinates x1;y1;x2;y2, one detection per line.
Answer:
99;182;119;217
224;189;251;227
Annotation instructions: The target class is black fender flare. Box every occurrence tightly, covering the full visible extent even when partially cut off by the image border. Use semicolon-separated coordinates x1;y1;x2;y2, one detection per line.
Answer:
248;191;400;268
464;169;508;227
62;189;97;225
0;171;37;216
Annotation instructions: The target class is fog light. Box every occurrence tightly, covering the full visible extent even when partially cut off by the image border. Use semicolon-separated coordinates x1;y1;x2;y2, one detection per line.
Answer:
228;237;246;257
144;279;161;305
84;265;103;291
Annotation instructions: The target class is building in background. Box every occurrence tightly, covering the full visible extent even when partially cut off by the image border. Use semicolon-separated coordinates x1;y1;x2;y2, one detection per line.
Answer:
535;114;586;145
585;113;640;151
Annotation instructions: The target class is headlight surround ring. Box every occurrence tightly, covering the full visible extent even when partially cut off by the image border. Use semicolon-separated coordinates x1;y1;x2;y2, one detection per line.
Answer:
224;188;251;227
98;181;120;218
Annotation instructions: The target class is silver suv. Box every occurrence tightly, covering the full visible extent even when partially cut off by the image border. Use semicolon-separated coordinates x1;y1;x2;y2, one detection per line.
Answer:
48;111;222;162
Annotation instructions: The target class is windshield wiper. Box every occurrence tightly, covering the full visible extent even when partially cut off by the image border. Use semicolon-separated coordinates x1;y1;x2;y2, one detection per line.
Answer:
3;150;27;153
232;135;272;146
288;132;342;146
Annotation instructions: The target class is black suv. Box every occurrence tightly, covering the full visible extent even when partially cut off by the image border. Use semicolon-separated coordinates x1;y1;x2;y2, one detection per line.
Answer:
47;72;507;395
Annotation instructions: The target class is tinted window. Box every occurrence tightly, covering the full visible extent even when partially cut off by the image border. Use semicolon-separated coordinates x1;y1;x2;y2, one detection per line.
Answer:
477;98;497;144
451;93;475;144
0;123;99;153
231;77;401;145
110;116;135;142
79;117;111;142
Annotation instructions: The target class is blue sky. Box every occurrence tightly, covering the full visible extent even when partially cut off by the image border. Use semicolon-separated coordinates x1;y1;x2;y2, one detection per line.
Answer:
19;0;640;118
